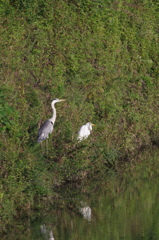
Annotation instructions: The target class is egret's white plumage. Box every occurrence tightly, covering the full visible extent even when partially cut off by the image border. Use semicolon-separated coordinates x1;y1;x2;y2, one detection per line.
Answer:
37;98;65;143
77;122;95;142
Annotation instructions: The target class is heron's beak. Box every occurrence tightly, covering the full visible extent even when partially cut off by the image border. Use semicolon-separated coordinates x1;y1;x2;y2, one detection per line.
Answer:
91;123;95;126
59;99;65;102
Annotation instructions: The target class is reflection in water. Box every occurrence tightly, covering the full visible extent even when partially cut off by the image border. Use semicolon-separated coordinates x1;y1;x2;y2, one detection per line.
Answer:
2;149;159;240
49;230;55;240
79;205;92;222
40;225;47;235
40;225;55;240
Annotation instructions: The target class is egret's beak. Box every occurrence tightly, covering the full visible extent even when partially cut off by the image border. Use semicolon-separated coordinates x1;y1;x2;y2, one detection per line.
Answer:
91;123;95;126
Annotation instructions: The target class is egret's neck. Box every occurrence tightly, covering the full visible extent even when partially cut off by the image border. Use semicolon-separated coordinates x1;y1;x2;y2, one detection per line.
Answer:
49;103;56;124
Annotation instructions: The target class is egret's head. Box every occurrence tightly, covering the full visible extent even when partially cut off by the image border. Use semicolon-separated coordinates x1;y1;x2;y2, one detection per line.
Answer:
86;122;95;131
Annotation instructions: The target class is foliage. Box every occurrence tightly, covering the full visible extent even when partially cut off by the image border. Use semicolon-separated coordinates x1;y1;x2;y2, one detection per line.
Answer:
1;0;159;232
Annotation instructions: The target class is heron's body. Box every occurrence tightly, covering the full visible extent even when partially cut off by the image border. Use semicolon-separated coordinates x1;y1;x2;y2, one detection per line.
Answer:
37;98;65;143
77;122;95;142
37;120;53;142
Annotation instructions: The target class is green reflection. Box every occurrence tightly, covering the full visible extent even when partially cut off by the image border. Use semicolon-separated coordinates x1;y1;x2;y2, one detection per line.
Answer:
2;148;159;240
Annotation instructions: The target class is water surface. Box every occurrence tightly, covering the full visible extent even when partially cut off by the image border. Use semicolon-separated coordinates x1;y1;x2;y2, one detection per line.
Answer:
2;148;159;240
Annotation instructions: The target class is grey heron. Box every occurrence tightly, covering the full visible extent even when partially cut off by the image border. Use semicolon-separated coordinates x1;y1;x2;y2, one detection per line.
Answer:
37;98;65;143
77;122;95;142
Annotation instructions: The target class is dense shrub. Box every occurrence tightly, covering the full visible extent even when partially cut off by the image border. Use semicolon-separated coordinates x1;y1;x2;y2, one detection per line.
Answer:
1;0;159;231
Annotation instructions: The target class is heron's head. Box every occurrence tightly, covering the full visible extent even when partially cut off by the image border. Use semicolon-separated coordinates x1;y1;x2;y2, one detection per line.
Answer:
51;98;65;105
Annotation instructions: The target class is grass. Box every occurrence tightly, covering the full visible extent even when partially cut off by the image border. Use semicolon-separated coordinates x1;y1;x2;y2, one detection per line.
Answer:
1;0;159;232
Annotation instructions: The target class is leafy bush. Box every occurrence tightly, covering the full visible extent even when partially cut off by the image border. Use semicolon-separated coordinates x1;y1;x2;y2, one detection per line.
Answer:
1;0;159;232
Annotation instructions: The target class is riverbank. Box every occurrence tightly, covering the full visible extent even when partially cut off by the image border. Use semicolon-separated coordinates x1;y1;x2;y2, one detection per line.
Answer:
2;147;159;238
1;0;159;232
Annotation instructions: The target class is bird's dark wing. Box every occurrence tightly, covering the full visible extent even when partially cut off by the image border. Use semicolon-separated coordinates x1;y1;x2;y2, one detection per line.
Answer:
37;120;54;142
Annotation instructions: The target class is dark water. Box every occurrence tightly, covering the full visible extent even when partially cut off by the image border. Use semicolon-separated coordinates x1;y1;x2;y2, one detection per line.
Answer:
2;149;159;240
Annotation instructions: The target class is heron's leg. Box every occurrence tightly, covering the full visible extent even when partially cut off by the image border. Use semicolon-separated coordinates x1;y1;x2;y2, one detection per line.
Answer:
40;141;45;154
46;139;48;156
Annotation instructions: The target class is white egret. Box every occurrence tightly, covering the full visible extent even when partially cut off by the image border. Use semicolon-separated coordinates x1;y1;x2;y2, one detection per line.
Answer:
37;98;65;142
77;122;95;142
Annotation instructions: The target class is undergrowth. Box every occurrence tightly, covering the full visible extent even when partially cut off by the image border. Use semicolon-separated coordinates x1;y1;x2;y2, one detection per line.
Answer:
1;0;159;232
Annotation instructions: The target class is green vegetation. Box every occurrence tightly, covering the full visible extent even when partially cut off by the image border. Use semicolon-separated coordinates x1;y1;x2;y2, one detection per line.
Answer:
1;0;159;232
2;148;159;239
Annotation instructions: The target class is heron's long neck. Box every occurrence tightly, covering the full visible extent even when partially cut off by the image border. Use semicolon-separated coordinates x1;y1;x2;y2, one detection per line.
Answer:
50;103;56;125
